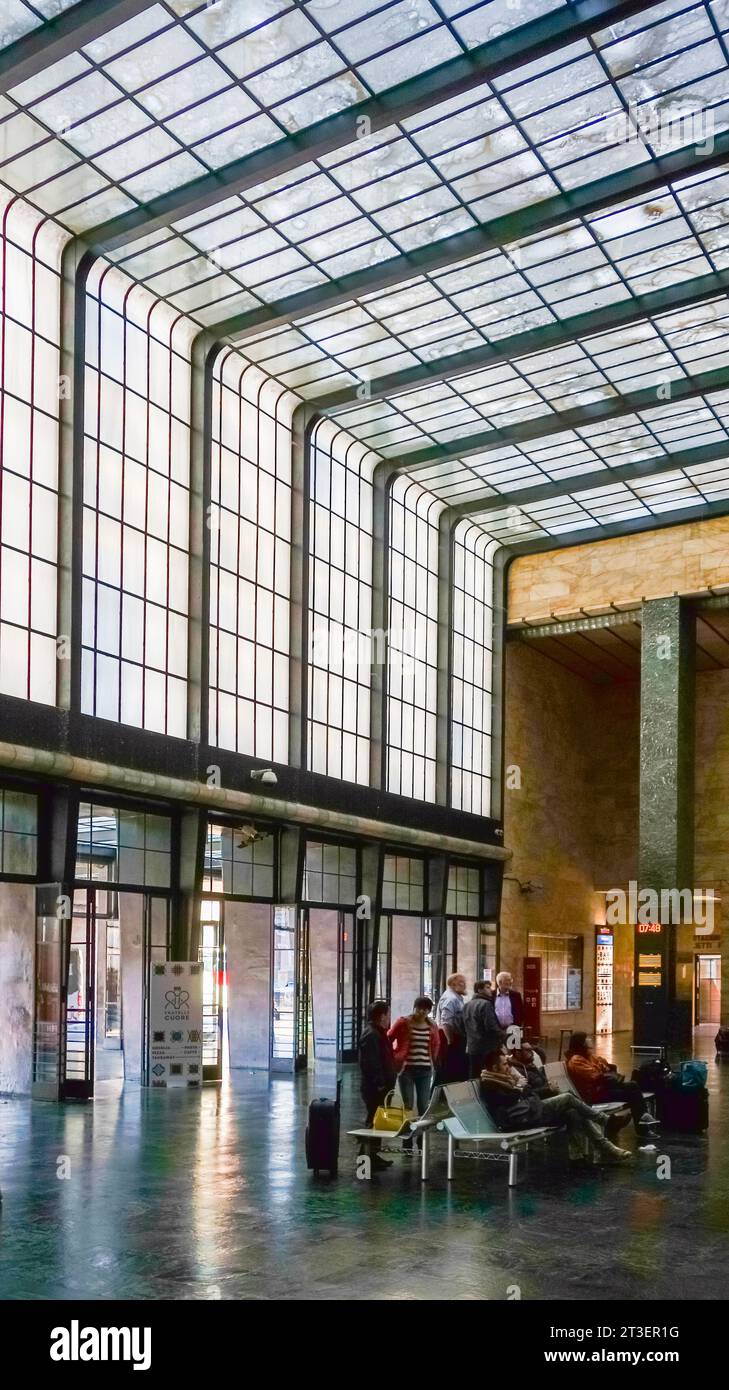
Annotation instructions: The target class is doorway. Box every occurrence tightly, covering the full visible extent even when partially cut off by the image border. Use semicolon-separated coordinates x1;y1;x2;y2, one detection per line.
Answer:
695;954;721;1025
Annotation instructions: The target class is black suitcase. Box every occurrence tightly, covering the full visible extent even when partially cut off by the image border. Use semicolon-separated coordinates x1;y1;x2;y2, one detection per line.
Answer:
305;1090;340;1177
715;1027;729;1058
656;1084;709;1133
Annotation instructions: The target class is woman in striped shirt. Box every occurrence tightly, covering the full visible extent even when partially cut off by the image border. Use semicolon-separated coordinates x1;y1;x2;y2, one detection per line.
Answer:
388;997;440;1144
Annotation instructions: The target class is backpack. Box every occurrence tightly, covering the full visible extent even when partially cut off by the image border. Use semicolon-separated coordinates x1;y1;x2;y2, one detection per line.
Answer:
674;1060;708;1092
632;1059;672;1091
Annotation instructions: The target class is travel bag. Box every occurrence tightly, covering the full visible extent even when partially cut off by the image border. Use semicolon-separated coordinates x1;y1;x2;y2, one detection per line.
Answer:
715;1027;729;1059
656;1072;709;1133
305;1086;341;1176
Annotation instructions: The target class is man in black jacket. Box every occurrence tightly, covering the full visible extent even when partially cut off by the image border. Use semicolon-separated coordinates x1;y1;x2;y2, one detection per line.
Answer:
358;1001;397;1170
463;980;506;1079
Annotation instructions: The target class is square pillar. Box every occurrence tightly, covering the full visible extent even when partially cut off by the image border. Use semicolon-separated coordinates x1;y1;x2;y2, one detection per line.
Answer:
637;597;695;1049
226;901;273;1069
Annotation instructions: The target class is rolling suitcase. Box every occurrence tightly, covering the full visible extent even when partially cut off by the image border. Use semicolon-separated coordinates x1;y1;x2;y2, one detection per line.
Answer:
305;1084;341;1177
656;1084;709;1133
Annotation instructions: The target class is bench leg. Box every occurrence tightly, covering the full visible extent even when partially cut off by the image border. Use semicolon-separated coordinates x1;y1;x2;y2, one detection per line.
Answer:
447;1133;455;1181
508;1149;519;1187
420;1129;429;1182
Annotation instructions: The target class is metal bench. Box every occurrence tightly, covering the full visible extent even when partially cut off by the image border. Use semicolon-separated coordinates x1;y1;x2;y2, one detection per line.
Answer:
347;1086;451;1181
438;1081;557;1188
544;1061;655;1116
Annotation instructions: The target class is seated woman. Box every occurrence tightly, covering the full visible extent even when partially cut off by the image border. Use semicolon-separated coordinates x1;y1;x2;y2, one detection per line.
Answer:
565;1033;658;1137
479;1048;631;1165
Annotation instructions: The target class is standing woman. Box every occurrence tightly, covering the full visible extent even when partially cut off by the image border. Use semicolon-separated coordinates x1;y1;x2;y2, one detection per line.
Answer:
388;996;440;1148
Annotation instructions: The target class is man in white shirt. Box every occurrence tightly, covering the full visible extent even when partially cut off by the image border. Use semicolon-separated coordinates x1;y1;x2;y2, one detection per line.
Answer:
494;971;524;1035
436;973;467;1039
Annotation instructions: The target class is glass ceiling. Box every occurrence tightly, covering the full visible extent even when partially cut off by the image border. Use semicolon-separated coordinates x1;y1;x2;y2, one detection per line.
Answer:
465;448;729;540
2;0;729;540
409;388;729;501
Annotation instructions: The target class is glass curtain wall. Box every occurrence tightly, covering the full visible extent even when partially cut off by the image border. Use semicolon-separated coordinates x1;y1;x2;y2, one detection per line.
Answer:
81;262;195;735
0;193;66;704
386;475;443;802
307;417;376;785
209;354;295;761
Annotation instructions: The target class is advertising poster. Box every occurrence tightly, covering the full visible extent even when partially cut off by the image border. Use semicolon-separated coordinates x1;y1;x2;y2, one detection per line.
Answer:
148;962;203;1088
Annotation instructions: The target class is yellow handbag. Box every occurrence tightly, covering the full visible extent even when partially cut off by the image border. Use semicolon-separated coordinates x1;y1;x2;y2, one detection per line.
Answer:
372;1090;414;1132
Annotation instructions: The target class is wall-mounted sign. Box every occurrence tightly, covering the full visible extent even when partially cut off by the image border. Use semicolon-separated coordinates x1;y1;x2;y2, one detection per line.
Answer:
523;956;541;1038
148;962;203;1088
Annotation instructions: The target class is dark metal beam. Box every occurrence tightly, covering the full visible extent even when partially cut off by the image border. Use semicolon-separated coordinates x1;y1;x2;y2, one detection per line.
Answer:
87;0;659;253
386;363;729;473
321;268;729;413
501;495;729;557
450;440;729;520
0;0;153;94
209;130;729;344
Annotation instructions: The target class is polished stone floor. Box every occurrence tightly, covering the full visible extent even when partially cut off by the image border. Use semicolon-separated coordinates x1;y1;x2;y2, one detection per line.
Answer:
0;1031;726;1301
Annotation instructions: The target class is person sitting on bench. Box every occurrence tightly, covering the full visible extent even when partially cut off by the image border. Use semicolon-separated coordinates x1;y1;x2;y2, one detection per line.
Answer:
509;1041;556;1098
565;1033;659;1137
479;1048;632;1166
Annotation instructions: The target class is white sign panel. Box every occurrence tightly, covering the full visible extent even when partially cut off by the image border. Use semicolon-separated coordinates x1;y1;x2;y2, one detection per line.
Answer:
148;962;203;1088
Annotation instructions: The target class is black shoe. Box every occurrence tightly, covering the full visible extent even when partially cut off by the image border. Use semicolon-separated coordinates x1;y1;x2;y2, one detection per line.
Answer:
372;1154;392;1171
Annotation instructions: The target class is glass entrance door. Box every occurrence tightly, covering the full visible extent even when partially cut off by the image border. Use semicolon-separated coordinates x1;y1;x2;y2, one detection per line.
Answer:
338;910;364;1063
32;884;68;1101
696;955;721;1025
271;906;297;1071
64;889;97;1100
200;899;226;1082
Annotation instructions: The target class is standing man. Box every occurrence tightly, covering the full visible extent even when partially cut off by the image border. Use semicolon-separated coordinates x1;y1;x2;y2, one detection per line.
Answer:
463;979;506;1079
494;971;524;1044
435;973;468;1083
358;1000;397;1171
436;972;467;1036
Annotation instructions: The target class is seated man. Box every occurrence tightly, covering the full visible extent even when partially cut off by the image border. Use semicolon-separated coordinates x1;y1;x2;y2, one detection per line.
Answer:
510;1042;555;1098
479;1048;631;1166
565;1033;658;1137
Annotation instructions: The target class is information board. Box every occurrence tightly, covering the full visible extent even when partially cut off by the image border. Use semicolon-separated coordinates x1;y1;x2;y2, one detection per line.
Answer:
148;962;203;1088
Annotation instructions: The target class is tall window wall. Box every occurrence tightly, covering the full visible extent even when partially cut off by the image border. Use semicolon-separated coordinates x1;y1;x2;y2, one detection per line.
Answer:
81;264;194;736
209;354;294;761
307;418;375;785
386;476;442;802
0;195;66;704
451;521;497;817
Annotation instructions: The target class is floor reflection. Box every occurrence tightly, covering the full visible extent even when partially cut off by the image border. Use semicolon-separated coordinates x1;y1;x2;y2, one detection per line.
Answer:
0;1032;727;1300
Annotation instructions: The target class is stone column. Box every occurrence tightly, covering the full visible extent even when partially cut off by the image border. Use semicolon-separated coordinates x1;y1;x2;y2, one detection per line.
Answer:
390;915;422;1022
119;892;144;1083
457;920;478;990
637;597;695;1049
226;900;272;1069
309;908;339;1062
0;882;35;1095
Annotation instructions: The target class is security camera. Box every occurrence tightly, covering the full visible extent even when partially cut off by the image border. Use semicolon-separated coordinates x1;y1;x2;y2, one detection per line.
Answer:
235;823;272;848
250;768;278;786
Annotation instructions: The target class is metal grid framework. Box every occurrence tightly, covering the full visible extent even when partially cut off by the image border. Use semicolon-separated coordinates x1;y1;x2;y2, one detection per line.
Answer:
209;355;294;760
386;474;443;801
81;259;194;735
0;0;728;830
451;521;497;815
307;416;376;784
0;191;65;703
